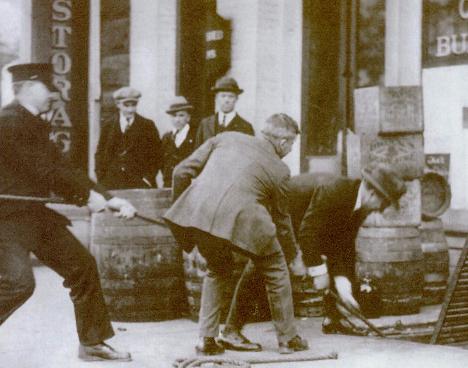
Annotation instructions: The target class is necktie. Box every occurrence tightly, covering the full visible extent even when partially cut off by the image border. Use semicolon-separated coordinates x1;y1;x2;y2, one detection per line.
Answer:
222;114;226;126
124;118;131;133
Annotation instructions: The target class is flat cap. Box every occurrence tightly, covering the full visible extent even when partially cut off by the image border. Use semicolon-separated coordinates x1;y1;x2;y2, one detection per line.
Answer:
113;86;141;102
8;63;57;91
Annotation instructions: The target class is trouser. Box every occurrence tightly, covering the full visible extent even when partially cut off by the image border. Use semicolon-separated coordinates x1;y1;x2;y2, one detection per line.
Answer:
195;230;297;344
0;224;114;345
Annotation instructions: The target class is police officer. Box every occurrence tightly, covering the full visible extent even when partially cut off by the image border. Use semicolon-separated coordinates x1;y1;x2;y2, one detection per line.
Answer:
0;63;136;362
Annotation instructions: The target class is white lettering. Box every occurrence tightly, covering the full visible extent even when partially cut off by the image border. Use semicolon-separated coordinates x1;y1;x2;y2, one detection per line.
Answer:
451;34;467;55
51;104;72;127
206;49;217;60
53;75;71;101
52;25;72;48
51;52;72;74
49;131;71;153
206;30;224;42
436;36;451;57
460;0;468;19
52;0;72;21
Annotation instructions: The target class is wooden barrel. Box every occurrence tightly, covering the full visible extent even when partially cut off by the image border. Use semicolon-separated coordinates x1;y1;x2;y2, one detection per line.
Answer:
291;276;324;317
420;218;449;305
90;188;186;322
356;226;424;315
183;248;323;320
421;172;451;220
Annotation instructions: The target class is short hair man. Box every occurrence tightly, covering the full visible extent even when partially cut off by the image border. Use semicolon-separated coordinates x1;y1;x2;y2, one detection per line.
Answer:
161;96;197;187
195;77;254;147
0;63;136;361
219;165;406;349
164;113;308;355
95;86;162;189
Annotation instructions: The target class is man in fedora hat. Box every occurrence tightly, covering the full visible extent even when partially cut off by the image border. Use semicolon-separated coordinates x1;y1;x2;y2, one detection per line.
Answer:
164;113;309;355
219;164;406;348
195;76;254;147
0;63;137;361
95;86;162;189
161;96;197;187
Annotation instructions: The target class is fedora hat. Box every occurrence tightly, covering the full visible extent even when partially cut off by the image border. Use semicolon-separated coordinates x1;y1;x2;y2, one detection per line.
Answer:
166;96;194;115
8;63;58;92
361;164;406;209
211;77;243;95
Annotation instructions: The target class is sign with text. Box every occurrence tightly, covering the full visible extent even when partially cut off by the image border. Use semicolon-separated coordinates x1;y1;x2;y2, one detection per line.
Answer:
424;0;468;67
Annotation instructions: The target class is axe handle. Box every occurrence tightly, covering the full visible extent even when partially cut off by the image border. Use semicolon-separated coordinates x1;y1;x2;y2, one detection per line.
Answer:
327;290;385;337
0;193;167;227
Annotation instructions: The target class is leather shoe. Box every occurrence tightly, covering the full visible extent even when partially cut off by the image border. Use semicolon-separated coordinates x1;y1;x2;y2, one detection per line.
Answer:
278;335;309;354
217;330;262;352
78;342;131;362
195;337;225;356
322;320;368;336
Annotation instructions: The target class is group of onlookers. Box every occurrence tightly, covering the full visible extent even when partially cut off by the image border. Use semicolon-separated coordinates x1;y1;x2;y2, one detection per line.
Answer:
95;76;253;190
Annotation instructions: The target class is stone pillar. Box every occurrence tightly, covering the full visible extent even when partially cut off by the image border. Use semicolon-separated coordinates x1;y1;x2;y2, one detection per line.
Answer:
130;0;177;135
217;0;303;174
385;0;422;86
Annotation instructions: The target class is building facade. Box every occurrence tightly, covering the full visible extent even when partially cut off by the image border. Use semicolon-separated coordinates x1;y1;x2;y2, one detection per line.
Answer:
1;0;467;209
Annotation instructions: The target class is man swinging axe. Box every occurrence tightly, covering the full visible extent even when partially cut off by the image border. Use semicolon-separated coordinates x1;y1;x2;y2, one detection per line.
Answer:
0;63;137;362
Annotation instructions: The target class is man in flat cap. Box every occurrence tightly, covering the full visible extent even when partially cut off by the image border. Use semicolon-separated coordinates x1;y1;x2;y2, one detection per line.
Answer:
0;63;137;361
95;86;162;189
220;164;407;347
161;96;197;187
164;113;308;356
195;76;254;147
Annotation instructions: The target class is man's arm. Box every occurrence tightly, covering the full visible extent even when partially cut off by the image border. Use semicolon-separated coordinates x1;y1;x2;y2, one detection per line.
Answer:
172;135;217;200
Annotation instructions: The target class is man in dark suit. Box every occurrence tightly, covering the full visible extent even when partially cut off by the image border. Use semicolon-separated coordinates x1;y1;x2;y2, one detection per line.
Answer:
161;96;197;187
164;114;308;355
195;77;254;147
220;166;406;349
0;63;137;361
95;86;162;189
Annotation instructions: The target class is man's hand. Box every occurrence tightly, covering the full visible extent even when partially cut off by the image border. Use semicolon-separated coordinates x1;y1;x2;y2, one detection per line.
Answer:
334;275;360;315
87;190;107;213
313;273;330;290
106;197;137;219
288;249;307;277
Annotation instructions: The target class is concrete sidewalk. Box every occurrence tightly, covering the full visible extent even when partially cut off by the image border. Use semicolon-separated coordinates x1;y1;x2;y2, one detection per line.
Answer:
1;266;468;368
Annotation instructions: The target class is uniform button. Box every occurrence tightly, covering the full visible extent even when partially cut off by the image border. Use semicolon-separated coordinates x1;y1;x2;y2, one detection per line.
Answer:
121;167;126;172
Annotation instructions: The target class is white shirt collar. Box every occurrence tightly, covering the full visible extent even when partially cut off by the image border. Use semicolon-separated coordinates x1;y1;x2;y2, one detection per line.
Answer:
20;102;40;116
218;110;236;127
173;123;190;148
354;181;365;211
119;113;135;133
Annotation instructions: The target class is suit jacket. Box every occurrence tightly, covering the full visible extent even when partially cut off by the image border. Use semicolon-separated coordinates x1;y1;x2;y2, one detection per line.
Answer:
287;173;363;279
195;113;254;148
164;132;298;262
95;113;162;189
161;125;196;187
0;101;110;250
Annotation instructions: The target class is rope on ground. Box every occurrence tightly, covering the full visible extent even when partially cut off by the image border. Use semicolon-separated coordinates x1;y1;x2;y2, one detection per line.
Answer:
173;357;251;368
173;351;338;367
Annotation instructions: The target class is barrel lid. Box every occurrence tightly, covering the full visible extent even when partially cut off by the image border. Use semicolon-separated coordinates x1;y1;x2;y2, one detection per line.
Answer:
421;172;451;220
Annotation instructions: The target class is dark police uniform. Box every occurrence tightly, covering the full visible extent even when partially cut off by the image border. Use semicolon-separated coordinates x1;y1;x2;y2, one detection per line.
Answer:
0;101;115;346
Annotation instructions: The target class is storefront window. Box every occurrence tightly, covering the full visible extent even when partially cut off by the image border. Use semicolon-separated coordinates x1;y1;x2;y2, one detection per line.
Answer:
356;0;385;87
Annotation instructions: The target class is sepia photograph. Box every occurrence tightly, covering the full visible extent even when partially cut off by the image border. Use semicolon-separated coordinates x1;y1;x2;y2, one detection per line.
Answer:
0;0;467;367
